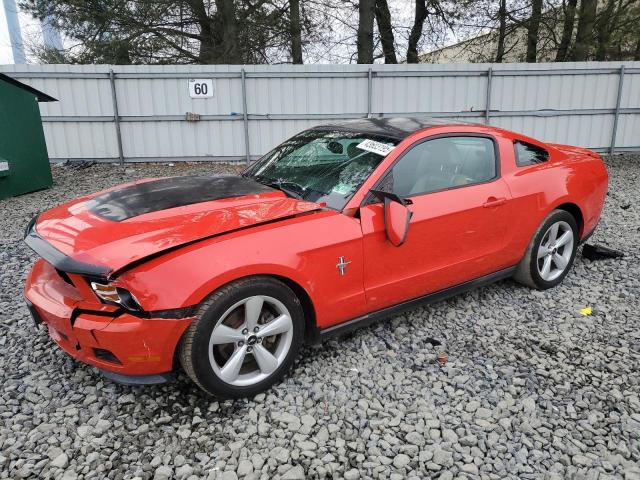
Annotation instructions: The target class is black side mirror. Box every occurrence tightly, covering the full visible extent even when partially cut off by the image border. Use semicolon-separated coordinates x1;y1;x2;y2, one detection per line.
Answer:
370;189;413;246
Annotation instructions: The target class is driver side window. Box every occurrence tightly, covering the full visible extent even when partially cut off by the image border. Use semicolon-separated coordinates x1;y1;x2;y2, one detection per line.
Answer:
387;136;497;198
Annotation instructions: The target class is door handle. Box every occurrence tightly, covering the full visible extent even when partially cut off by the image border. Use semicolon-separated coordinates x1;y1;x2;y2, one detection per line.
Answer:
483;197;507;208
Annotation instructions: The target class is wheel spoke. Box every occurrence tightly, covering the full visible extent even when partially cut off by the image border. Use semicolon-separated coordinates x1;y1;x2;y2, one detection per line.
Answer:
257;314;292;338
252;344;279;374
219;345;247;382
244;296;264;330
210;325;245;345
540;256;552;278
538;245;550;259
555;231;572;248
548;223;560;243
553;253;568;270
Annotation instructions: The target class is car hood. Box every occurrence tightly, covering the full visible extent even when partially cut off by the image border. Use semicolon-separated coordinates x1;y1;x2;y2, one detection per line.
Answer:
28;175;324;277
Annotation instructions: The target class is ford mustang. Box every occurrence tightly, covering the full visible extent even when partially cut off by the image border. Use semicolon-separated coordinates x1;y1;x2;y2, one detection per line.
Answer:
24;118;608;398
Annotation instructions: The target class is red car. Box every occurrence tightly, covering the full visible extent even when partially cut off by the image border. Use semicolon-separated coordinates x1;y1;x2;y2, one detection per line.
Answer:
24;118;608;398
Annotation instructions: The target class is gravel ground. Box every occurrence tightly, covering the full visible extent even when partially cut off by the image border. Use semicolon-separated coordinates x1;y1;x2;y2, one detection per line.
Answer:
1;156;639;480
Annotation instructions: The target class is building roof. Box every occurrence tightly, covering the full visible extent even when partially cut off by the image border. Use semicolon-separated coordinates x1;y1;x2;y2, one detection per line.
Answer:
312;117;469;140
0;73;57;102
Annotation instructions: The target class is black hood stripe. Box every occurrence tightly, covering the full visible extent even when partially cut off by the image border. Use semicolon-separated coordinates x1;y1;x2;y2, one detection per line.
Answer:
86;175;274;222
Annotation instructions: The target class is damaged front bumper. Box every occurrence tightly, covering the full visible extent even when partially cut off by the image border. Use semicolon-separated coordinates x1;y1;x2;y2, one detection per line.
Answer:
25;259;194;384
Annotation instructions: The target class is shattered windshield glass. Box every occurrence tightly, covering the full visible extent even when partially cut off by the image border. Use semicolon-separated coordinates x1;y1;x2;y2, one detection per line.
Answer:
244;129;398;211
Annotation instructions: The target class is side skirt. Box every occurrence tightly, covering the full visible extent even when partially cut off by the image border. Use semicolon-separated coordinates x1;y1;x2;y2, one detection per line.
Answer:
319;266;516;340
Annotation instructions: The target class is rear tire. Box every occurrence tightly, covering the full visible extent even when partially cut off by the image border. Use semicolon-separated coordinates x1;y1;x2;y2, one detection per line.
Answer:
179;276;305;398
514;209;578;290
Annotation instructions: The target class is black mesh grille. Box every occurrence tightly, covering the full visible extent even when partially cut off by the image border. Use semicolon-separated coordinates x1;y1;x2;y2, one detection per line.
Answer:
93;348;122;365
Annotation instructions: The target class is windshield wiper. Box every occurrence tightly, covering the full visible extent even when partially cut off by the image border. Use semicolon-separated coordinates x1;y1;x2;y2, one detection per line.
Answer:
254;176;306;200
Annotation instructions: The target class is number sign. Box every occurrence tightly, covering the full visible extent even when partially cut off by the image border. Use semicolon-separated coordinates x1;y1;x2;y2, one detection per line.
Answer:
188;79;214;98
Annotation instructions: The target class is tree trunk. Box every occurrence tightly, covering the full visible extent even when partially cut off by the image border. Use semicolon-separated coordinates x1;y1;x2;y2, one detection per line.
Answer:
526;0;543;62
555;0;578;61
188;0;217;63
406;0;427;63
595;0;616;60
357;0;375;63
375;0;397;63
495;0;507;62
571;0;597;61
290;0;303;64
215;0;239;63
634;38;640;61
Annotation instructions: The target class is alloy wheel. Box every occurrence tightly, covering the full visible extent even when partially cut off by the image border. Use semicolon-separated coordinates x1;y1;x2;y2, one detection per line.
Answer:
208;295;293;386
536;220;574;282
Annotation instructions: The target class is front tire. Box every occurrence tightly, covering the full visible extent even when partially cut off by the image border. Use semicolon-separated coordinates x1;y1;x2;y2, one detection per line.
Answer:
179;276;305;398
514;209;578;290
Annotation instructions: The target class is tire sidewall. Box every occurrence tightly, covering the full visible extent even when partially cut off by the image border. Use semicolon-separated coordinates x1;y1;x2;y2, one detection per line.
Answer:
189;279;304;398
528;210;579;289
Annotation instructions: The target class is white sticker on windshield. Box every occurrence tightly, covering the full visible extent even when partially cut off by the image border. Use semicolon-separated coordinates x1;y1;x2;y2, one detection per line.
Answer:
356;139;395;156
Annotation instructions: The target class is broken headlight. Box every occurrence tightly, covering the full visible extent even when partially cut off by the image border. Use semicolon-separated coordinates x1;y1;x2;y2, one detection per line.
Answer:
90;282;142;311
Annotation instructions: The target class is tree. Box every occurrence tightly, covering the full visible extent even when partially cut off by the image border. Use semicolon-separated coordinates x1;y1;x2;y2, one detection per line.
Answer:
289;0;303;63
571;0;597;60
526;0;542;62
495;0;507;62
357;0;375;63
25;0;640;65
375;0;397;63
406;0;427;63
24;0;295;64
555;0;578;61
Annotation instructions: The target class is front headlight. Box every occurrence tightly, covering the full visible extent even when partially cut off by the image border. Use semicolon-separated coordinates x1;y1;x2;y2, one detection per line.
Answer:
90;282;142;311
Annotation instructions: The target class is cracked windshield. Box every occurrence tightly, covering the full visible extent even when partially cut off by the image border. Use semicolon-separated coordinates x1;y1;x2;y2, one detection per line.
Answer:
245;130;398;210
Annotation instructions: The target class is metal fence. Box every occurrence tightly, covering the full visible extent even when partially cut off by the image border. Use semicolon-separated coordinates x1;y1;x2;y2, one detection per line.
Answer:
1;62;639;163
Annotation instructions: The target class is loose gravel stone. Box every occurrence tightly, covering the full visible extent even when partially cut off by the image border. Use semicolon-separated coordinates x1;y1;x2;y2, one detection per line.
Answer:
50;453;68;469
1;157;639;479
393;453;410;468
153;466;173;480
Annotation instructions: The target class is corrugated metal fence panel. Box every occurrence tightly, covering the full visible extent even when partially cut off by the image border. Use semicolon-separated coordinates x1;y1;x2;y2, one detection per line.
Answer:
491;115;615;149
246;65;370;116
373;64;488;114
121;120;246;159
491;63;621;111
618;68;640;148
617;114;639;148
42;122;119;160
1;62;638;162
114;65;245;116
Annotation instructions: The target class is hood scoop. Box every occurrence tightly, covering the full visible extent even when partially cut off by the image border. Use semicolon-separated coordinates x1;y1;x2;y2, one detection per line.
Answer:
86;175;274;221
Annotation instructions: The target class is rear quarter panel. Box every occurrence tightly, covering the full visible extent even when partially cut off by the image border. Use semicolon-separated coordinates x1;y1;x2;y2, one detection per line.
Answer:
500;137;608;264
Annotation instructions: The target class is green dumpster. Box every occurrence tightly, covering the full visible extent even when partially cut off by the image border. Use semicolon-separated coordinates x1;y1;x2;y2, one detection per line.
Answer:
0;73;57;200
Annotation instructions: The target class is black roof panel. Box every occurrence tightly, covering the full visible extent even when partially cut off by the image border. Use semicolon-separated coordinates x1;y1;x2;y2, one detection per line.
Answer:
311;117;471;140
0;73;57;102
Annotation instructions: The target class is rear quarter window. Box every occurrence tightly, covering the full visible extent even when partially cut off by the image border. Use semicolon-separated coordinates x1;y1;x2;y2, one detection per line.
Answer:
514;141;549;167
